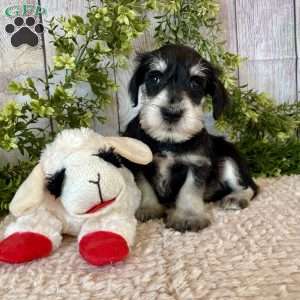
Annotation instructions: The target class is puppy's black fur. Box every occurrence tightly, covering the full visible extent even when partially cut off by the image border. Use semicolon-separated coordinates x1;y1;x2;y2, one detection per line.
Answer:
124;44;258;231
125;117;258;206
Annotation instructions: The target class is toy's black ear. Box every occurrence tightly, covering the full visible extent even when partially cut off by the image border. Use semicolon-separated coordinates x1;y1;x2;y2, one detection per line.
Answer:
206;64;229;120
94;148;122;168
46;168;66;198
128;53;149;107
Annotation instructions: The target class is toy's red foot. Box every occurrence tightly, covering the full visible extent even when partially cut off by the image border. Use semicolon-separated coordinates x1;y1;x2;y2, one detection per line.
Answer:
0;232;52;264
79;231;129;266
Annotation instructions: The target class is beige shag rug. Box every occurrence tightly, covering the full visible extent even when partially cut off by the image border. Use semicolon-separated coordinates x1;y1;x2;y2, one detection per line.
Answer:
0;175;300;300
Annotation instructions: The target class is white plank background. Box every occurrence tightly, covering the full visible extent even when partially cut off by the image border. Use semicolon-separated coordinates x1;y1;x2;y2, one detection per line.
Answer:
236;0;297;103
219;0;238;54
0;0;299;140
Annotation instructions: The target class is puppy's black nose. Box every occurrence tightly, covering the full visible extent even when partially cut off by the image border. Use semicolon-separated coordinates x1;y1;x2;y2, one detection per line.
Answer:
161;107;183;123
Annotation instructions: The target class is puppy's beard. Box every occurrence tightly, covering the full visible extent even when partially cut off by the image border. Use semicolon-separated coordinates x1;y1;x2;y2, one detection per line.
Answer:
139;87;204;143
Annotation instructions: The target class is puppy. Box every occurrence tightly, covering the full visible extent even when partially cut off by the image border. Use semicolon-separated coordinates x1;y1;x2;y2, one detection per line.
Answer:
123;44;258;232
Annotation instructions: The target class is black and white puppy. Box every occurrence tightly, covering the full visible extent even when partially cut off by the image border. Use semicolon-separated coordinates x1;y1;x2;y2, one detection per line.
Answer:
124;44;258;232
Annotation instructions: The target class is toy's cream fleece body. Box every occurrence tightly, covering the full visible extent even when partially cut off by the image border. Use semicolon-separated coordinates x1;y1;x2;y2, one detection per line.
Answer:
1;128;152;263
5;168;140;251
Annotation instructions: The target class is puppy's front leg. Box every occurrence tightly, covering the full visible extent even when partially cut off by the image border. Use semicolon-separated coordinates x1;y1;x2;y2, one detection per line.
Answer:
165;168;210;232
135;174;166;222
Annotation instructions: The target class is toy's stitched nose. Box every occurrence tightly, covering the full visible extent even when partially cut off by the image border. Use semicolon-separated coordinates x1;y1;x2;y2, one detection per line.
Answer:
89;173;104;203
161;107;183;123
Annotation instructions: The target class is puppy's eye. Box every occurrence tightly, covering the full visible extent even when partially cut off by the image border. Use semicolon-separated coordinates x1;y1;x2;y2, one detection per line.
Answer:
147;71;162;85
189;76;203;90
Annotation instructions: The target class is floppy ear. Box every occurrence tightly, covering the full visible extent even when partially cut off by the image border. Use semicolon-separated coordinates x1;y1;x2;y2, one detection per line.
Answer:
129;68;141;107
206;66;229;120
105;137;153;165
128;53;149;107
9;164;46;217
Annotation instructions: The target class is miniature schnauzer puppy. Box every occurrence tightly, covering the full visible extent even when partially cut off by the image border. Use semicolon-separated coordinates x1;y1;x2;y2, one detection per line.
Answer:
124;44;258;232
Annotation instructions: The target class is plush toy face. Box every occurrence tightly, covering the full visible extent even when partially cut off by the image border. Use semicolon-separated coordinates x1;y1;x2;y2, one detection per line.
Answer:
9;128;153;218
47;148;126;216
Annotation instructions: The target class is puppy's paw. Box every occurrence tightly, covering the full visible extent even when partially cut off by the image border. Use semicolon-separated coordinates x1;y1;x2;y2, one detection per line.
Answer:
221;196;249;210
165;209;210;232
135;205;166;222
220;191;252;210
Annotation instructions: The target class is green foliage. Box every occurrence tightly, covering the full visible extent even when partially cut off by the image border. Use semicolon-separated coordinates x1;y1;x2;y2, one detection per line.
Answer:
0;0;151;214
0;99;50;157
238;137;300;178
216;89;299;142
0;160;37;214
154;0;300;177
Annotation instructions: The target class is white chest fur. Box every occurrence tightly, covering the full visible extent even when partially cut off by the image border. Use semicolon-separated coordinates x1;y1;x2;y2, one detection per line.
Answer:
153;152;175;197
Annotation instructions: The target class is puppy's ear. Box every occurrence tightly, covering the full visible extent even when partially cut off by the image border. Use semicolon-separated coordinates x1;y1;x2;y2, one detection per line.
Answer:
129;53;149;107
129;67;142;107
206;65;229;120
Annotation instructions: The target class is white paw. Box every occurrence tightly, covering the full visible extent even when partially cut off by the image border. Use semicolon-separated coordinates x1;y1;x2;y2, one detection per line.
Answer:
165;209;210;232
135;205;166;222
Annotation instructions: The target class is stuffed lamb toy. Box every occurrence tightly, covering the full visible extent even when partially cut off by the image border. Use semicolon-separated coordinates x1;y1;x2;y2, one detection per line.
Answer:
0;128;152;266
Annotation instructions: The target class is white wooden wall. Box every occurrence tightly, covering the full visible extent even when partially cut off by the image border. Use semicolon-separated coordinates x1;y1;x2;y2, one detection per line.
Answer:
0;0;299;138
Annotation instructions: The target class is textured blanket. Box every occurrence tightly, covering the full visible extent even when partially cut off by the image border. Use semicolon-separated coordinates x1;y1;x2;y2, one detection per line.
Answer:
0;175;300;300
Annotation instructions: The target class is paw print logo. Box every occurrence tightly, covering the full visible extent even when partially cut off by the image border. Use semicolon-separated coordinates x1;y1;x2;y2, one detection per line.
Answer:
5;17;44;47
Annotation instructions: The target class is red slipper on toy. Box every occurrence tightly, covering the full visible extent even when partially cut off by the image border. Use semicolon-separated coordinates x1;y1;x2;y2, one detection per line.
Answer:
0;232;52;264
79;231;129;266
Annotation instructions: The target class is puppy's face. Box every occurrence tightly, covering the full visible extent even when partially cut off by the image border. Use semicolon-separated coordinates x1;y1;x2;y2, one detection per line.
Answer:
129;45;229;142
